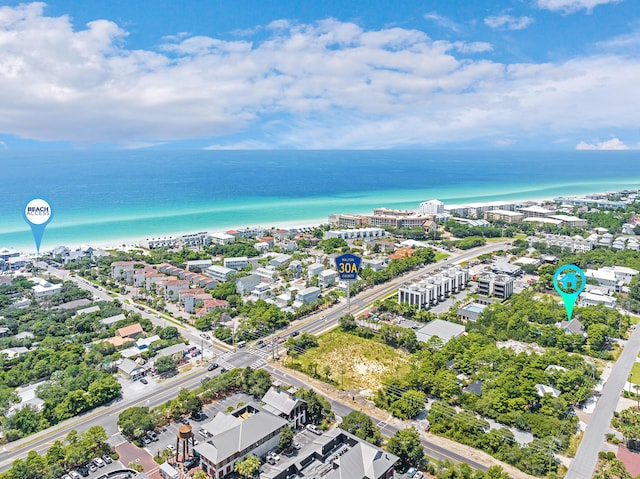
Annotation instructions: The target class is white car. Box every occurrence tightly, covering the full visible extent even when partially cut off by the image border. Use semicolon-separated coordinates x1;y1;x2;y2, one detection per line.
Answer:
415;472;424;479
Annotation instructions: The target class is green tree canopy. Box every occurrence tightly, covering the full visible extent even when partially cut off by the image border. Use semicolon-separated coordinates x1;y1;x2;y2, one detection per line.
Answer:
338;411;381;445
386;427;424;471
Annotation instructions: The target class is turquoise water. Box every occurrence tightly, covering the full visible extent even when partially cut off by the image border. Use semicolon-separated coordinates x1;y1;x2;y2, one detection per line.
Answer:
1;150;639;250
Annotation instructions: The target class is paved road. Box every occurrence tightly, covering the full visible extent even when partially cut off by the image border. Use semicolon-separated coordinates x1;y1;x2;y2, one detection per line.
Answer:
565;323;640;479
263;365;489;471
1;242;510;472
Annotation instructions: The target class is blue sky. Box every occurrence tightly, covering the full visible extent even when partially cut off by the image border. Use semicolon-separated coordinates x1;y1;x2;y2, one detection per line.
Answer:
0;0;638;150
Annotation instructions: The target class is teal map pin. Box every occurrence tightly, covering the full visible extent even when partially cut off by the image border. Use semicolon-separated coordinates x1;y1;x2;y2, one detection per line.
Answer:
553;264;586;322
23;198;53;255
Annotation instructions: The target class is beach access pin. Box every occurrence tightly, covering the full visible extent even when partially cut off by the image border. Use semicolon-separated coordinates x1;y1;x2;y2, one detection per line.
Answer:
553;264;586;323
23;198;53;255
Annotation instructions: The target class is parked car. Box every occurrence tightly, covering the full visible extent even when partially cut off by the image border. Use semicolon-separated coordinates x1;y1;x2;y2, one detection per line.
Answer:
142;435;151;445
93;457;105;468
293;442;301;450
415;472;424;479
305;424;321;435
87;463;97;473
61;474;72;479
166;444;176;453
69;471;80;479
406;467;417;477
77;467;89;477
147;430;158;441
184;457;200;469
140;378;148;384
102;454;112;464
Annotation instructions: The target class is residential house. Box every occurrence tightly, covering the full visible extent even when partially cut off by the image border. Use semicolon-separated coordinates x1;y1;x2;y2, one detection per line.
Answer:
156;343;187;362
161;279;190;301
118;358;146;380
236;274;261;296
223;257;249;271
110;261;137;281
100;313;127;327
117;323;144;340
269;254;292;267
210;232;236;245
196;299;229;317
0;347;29;359
31;277;62;298
255;266;278;282
205;265;235;282
307;263;324;279
318;269;337;288
296;287;320;305
145;270;166;291
288;260;303;279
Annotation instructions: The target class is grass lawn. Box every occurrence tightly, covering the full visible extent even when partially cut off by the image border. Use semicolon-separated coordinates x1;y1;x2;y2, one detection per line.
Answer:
434;252;449;261
286;329;412;392
630;362;640;385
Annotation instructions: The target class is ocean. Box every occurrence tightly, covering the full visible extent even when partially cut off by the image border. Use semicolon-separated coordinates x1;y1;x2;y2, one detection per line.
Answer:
1;150;639;251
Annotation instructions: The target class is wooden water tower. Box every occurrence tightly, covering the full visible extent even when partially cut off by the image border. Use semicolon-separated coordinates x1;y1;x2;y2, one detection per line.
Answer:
175;424;195;462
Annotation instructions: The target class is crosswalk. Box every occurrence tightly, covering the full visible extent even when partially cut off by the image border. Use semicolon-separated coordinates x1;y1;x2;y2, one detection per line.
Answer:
217;347;273;370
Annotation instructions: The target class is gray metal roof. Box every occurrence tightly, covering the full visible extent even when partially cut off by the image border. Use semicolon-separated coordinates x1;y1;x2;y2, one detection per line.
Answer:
416;319;465;344
326;441;398;479
196;404;287;464
261;386;306;416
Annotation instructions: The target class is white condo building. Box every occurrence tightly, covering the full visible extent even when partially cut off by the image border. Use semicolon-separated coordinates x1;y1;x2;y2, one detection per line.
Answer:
419;199;444;216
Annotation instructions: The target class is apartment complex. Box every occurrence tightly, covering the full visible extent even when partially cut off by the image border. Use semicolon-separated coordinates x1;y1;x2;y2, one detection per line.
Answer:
477;273;513;299
397;266;469;309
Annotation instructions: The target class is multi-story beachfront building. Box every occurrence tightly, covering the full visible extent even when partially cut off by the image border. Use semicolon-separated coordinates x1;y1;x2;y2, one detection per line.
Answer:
419;199;444;215
324;228;386;240
485;209;524;223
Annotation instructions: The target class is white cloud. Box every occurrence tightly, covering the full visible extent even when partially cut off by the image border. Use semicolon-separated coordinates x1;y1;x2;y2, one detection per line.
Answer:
576;137;629;150
424;12;462;33
0;3;638;149
536;0;621;14
484;15;534;30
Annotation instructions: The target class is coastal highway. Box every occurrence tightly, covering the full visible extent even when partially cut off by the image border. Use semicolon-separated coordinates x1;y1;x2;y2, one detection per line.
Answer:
2;241;511;472
565;321;640;479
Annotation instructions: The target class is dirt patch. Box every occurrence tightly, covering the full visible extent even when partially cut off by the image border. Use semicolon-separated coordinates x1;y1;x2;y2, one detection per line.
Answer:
287;329;410;391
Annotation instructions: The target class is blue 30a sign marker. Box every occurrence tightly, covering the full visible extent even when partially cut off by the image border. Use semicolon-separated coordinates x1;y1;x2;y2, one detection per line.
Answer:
23;198;53;255
334;253;361;280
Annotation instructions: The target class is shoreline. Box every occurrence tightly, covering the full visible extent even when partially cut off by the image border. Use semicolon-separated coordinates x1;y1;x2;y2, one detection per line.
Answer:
4;187;634;256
